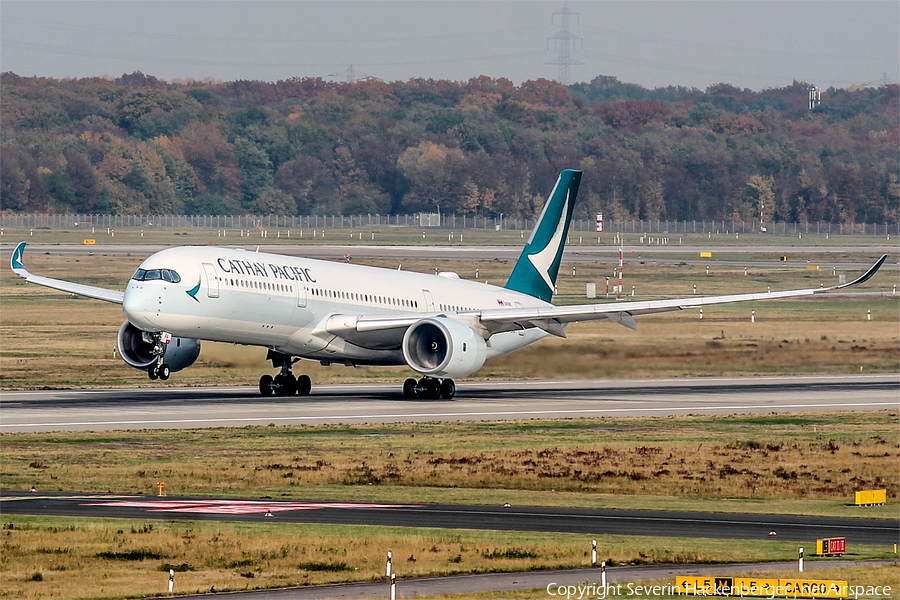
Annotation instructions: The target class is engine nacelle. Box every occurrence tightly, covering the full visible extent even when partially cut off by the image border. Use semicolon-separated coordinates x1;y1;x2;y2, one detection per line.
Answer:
402;317;487;379
117;321;201;373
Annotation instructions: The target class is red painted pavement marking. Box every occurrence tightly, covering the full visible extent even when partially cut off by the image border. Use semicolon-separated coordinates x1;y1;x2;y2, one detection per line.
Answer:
82;500;420;515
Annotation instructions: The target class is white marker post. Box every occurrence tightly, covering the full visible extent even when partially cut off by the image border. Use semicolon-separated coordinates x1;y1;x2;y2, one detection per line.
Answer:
386;551;392;577
591;539;597;565
799;547;804;572
168;569;174;593
390;572;396;600
751;310;755;323
617;246;623;300
601;561;607;587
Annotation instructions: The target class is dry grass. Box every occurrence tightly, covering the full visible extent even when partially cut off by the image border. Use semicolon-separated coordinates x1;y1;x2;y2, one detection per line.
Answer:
3;413;897;517
0;516;894;600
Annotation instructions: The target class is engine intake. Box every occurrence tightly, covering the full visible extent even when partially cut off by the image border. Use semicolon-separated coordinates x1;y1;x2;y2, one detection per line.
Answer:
402;317;486;378
117;321;201;373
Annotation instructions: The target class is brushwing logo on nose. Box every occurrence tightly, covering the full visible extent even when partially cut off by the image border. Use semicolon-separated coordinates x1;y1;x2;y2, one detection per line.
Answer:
186;279;201;302
526;190;570;292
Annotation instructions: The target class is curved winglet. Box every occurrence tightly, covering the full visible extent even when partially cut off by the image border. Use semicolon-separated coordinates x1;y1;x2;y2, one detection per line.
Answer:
8;241;125;304
11;241;29;277
824;254;888;291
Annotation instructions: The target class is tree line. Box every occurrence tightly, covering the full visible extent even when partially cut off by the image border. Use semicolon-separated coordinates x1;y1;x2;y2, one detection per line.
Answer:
1;71;896;223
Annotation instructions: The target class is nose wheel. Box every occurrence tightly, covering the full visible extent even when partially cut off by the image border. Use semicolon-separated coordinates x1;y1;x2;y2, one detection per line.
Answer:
403;377;455;399
148;364;170;381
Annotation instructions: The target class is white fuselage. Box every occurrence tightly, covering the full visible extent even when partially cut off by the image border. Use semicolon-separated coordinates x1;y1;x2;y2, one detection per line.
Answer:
123;246;550;368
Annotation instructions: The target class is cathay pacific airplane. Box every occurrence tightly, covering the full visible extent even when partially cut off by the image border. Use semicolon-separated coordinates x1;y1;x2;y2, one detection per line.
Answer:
10;170;887;398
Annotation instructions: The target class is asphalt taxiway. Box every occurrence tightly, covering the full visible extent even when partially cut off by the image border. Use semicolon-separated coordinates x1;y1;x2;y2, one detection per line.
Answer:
143;559;898;599
1;374;897;432
2;492;897;546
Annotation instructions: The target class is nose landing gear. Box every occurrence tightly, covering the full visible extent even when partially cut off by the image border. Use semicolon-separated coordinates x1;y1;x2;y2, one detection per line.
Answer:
403;377;455;399
144;331;172;381
260;350;311;397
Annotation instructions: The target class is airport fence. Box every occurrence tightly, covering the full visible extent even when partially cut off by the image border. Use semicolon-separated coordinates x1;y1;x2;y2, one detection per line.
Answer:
1;213;897;236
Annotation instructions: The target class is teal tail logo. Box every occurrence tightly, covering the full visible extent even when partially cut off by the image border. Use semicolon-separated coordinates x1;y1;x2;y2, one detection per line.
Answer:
505;170;582;302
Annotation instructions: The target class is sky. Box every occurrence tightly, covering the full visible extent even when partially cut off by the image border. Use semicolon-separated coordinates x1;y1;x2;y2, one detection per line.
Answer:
1;1;897;91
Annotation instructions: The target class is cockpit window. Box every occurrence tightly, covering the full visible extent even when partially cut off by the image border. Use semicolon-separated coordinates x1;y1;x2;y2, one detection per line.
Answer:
132;269;181;283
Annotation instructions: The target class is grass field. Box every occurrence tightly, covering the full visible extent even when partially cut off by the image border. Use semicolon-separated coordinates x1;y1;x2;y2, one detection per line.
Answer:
2;224;897;248
0;515;896;600
3;413;897;517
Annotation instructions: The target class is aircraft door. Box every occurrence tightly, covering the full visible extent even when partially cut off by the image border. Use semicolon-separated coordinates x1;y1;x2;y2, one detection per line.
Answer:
422;289;435;312
297;283;308;308
201;263;219;298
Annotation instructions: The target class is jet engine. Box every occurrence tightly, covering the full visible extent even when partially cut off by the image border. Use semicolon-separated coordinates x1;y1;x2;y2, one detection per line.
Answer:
402;317;487;379
117;321;201;373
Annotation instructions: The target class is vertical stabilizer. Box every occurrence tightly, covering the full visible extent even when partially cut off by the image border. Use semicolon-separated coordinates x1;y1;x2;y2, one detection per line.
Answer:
504;170;582;301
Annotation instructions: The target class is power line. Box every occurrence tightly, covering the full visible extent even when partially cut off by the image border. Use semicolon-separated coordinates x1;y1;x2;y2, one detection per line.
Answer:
546;2;583;85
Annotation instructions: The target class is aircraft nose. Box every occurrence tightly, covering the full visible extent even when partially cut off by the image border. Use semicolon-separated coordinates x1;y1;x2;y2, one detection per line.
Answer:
122;285;157;329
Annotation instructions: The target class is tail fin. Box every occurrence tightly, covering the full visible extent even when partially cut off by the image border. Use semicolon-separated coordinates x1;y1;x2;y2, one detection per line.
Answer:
505;169;582;301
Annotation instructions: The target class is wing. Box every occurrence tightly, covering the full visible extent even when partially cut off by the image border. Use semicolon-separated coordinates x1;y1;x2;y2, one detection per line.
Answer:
9;242;125;304
323;255;888;345
479;254;889;336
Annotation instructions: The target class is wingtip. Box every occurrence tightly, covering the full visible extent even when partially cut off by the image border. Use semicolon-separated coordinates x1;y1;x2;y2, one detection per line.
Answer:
828;253;889;291
11;241;28;275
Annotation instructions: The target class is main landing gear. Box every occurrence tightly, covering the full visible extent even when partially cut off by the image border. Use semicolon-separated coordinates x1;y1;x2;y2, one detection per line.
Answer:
403;377;455;399
259;350;311;397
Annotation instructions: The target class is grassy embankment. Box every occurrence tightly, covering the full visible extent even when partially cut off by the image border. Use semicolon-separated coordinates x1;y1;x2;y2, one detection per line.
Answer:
1;243;896;389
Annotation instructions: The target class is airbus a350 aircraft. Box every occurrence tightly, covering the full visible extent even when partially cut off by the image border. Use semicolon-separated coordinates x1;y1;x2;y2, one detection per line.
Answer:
10;170;887;399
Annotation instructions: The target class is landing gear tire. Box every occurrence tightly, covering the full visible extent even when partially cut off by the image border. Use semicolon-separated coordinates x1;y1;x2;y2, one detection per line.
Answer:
273;373;296;396
440;379;456;399
419;377;441;400
158;364;171;381
259;374;275;396
148;367;159;381
403;378;417;399
296;374;311;396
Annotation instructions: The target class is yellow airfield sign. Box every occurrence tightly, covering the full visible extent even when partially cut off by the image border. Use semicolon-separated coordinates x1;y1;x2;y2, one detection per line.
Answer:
676;577;849;598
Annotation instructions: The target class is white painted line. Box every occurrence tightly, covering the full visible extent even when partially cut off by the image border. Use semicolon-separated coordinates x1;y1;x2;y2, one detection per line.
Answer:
2;401;895;429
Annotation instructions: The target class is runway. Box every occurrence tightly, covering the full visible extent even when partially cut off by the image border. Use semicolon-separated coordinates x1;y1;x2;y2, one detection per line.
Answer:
2;492;897;545
1;374;897;432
